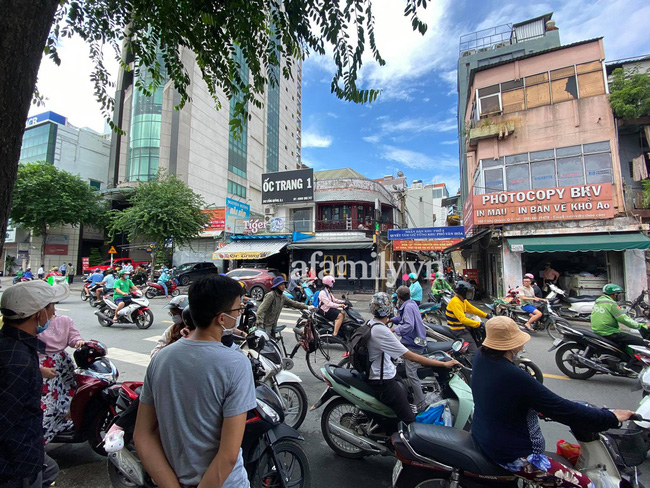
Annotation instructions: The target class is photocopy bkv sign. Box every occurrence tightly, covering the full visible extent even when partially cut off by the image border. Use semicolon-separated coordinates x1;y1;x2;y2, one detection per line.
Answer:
262;168;314;204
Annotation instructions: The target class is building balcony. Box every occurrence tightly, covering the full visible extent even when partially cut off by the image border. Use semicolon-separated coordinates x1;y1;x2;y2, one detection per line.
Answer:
315;219;394;232
468;116;516;146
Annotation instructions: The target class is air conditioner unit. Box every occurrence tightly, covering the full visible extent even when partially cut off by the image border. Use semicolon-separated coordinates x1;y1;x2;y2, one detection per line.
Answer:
264;206;276;215
461;49;476;57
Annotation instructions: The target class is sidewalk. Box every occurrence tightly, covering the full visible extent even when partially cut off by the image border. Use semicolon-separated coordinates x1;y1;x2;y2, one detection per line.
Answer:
0;276;85;292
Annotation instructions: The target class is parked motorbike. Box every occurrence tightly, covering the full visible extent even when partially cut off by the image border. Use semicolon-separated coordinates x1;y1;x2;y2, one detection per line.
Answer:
550;321;650;380
621;289;650;320
107;361;311;487
488;294;568;340
547;283;599;321
144;278;180;299
312;349;473;459
95;291;154;329
391;411;650;488
53;340;122;456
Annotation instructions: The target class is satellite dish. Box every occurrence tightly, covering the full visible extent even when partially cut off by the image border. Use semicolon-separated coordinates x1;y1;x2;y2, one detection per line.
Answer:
397;171;404;177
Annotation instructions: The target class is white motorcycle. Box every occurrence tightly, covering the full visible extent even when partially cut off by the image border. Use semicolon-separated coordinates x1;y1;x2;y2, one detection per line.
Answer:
95;291;154;329
547;283;599;321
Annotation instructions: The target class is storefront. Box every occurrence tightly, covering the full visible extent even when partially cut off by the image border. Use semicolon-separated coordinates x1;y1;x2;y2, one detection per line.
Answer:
213;235;291;271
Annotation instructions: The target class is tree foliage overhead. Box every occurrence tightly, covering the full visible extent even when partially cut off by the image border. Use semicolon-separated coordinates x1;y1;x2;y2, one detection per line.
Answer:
11;161;108;262
609;67;650;121
48;0;429;131
107;172;210;265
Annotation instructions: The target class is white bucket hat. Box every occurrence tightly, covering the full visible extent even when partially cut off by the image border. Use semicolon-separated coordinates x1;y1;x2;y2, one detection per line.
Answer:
1;281;70;319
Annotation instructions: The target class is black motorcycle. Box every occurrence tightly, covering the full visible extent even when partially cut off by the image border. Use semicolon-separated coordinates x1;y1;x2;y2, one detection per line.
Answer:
106;359;310;488
300;295;365;343
551;321;650;380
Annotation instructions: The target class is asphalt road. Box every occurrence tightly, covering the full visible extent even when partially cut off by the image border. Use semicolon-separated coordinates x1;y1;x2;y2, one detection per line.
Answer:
3;279;649;487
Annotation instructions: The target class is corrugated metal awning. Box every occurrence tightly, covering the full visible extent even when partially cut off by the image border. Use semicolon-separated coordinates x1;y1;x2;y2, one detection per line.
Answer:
212;240;288;260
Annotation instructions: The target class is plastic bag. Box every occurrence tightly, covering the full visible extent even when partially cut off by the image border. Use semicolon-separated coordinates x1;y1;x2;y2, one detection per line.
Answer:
416;400;452;426
556;439;580;466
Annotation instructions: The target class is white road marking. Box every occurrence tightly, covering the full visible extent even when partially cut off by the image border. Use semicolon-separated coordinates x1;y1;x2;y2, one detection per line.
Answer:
143;335;162;343
109;347;151;367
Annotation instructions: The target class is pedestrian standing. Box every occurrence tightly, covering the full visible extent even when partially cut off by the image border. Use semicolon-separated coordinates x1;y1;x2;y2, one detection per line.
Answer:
37;265;44;280
67;263;75;284
58;263;67;277
542;262;560;291
0;280;70;488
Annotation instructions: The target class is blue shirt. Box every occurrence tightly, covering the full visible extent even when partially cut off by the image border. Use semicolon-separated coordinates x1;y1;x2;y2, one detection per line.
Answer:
158;271;170;283
471;349;618;464
87;272;104;285
409;281;423;302
103;274;116;290
390;299;426;352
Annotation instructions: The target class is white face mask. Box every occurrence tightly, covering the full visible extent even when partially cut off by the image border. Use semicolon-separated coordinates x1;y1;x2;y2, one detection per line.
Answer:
221;313;241;336
171;314;183;325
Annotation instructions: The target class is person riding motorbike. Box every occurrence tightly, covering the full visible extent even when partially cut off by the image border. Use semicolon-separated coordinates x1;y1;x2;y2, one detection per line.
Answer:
288;269;302;294
318;275;346;336
518;275;546;332
112;270;139;323
408;272;423;305
390;286;428;412
472;316;634;487
84;268;104;297
256;276;311;332
590;283;649;350
95;268;116;301
445;281;490;354
366;292;459;423
151;295;190;358
432;271;453;296
524;273;543;299
23;268;34;281
157;267;171;298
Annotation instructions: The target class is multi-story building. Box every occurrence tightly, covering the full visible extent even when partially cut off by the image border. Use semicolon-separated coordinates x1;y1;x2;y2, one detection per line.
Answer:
108;48;302;263
3;111;111;274
452;23;650;298
406;181;450;228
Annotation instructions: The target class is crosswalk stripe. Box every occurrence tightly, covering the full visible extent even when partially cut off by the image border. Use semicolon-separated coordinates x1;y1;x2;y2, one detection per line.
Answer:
143;335;162;343
110;347;151;367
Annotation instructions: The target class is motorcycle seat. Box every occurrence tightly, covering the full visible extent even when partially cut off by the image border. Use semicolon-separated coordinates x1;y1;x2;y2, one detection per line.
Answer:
405;423;511;477
272;325;286;334
425;341;456;354
419;302;440;310
427;323;458;339
329;367;378;398
566;296;597;303
579;329;628;348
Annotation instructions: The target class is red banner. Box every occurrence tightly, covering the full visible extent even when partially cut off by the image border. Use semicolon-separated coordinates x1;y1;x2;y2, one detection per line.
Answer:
393;239;463;251
45;245;68;255
201;209;225;236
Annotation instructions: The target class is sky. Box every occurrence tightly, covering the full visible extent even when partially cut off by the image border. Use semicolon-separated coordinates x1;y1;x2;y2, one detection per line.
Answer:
30;0;650;195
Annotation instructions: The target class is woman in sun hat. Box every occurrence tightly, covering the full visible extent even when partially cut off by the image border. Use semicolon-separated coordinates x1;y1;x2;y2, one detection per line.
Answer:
470;316;633;487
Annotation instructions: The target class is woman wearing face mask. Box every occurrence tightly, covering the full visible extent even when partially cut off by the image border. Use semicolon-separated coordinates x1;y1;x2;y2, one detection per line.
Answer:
150;295;190;358
38;305;86;444
471;316;634;487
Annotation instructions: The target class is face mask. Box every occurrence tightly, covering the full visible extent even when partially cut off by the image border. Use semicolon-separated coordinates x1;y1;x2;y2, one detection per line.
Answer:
124;275;130;280
37;310;51;334
221;313;241;336
172;314;183;325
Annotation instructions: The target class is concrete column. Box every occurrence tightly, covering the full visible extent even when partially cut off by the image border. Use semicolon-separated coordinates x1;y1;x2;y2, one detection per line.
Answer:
502;243;523;296
624;250;648;298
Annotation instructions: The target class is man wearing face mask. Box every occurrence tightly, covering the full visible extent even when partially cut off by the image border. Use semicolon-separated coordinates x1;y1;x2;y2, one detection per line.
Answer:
135;275;256;488
0;280;69;488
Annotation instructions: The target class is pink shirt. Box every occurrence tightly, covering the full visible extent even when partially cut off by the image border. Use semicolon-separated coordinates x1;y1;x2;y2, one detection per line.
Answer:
39;315;83;355
319;288;344;312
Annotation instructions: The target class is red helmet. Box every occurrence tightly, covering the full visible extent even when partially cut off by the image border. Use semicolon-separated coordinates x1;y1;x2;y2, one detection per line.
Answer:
73;340;107;367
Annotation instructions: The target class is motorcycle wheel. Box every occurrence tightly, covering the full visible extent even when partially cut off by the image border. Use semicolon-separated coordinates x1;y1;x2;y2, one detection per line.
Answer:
306;335;350;382
171;289;180;297
619;301;639;319
393;469;459;488
135;309;154;329
81;289;89;301
86;403;114;456
251;440;311;488
555;342;597;380
144;288;156;300
277;382;308;430
320;397;367;458
107;458;138;488
98;306;113;327
547;318;568;340
517;360;544;384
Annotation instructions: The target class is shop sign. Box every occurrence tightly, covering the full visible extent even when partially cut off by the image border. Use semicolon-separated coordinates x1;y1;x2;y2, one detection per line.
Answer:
82;257;89;269
472;183;614;225
5;225;16;243
200;208;225;236
262;168;314;204
393;239;462;251
463;198;474;236
243;217;285;234
463;269;479;284
388;226;466;240
212;251;271;260
82;224;104;240
226;198;250;233
45;234;68;255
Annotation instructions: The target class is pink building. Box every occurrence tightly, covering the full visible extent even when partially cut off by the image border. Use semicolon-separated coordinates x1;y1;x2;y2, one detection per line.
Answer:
453;37;650;298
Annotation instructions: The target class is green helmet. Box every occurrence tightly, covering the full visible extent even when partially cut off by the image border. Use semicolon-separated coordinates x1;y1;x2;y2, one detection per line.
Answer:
118;269;130;277
603;283;624;295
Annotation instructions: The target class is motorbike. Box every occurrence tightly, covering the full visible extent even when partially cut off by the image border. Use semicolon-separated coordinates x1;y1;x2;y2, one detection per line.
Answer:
107;359;311;488
487;293;568;340
621;289;650;320
312;348;473;459
391;411;650;488
546;283;599;321
81;282;97;301
144;278;180;299
53;340;122;456
95;291;154;329
88;286;113;308
550;321;650;380
302;295;366;343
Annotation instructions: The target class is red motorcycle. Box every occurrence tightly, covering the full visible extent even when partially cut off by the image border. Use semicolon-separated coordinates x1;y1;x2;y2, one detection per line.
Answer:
144;278;180;299
51;340;124;455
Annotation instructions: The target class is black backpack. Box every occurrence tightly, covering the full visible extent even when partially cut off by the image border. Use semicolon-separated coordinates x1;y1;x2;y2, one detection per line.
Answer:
349;322;384;381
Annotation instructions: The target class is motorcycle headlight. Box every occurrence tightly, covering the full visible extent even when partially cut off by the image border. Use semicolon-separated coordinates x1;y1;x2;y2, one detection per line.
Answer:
257;399;281;424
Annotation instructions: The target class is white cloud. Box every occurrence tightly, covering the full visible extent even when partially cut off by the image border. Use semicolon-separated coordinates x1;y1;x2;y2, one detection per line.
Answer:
441;139;458;145
380;116;457;135
302;130;333;148
380;145;458;170
363;135;381;144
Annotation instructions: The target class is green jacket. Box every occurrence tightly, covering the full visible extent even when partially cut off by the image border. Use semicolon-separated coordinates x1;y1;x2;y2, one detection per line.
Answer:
256;289;308;329
432;279;453;295
590;295;640;336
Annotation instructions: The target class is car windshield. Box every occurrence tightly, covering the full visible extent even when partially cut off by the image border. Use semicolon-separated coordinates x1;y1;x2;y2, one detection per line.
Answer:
177;263;195;271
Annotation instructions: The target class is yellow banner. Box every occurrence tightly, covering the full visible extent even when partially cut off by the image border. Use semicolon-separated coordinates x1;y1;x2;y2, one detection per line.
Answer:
212;251;269;260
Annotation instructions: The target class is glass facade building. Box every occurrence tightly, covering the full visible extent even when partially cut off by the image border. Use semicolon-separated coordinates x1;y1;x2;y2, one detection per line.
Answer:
265;51;281;173
127;56;167;181
19;123;57;164
228;47;249;179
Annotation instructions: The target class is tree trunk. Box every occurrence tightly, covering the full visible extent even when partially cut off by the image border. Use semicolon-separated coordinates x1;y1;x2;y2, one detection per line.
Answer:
0;0;59;260
40;220;48;268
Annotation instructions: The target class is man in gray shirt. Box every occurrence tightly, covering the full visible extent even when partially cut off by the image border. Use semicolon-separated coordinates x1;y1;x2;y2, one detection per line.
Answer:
135;275;256;488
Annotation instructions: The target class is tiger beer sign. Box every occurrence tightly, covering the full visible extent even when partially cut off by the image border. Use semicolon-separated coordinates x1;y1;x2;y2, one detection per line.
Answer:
472;183;614;225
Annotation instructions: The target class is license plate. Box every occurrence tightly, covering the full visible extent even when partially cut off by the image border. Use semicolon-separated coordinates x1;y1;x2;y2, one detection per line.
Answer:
392;460;403;486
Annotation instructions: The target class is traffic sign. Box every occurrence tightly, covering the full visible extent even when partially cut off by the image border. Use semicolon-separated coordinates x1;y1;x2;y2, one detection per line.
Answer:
108;246;117;254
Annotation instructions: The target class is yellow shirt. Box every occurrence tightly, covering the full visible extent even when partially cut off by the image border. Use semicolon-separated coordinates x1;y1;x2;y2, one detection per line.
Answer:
445;295;487;329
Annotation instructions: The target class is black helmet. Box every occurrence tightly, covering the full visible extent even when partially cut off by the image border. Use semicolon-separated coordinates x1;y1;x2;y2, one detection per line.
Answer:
73;340;107;367
182;306;195;330
454;281;471;297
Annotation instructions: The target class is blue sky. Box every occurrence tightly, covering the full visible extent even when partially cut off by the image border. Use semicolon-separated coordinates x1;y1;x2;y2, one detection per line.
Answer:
30;0;650;194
